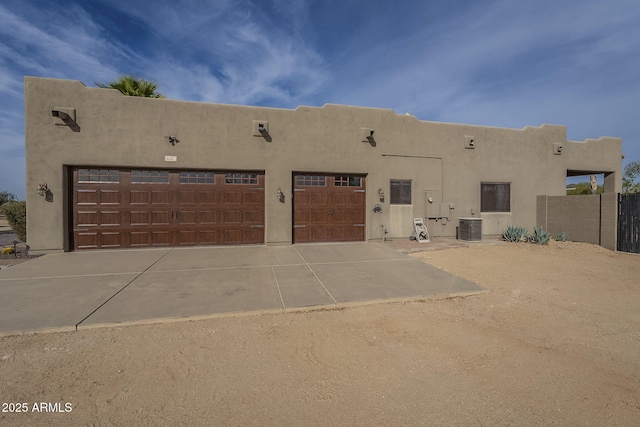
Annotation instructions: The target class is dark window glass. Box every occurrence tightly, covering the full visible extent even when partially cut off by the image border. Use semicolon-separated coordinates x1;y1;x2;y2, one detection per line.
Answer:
78;169;119;183
296;175;326;186
481;183;511;212
179;171;215;184
225;173;258;184
131;170;169;183
390;180;411;204
335;176;362;187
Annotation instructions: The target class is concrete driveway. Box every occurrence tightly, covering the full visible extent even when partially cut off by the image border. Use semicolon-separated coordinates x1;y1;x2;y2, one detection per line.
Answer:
0;242;484;335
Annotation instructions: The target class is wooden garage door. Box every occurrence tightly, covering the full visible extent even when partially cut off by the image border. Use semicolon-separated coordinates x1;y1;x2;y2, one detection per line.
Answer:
293;174;366;243
72;168;264;250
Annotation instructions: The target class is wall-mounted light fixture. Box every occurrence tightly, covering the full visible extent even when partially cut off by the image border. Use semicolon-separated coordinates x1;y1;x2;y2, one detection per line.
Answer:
51;107;76;123
378;188;385;202
276;187;285;203
36;183;48;197
361;128;375;143
464;135;475;149
253;120;271;141
166;135;180;146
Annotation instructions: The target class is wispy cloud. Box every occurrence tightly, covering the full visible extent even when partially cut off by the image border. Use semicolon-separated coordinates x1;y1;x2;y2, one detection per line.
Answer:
105;0;327;105
0;0;638;198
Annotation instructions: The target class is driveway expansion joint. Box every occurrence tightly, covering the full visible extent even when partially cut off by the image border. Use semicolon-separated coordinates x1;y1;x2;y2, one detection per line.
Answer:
74;248;174;330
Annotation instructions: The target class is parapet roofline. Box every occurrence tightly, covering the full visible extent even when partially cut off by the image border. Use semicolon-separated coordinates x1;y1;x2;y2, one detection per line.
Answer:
26;76;620;141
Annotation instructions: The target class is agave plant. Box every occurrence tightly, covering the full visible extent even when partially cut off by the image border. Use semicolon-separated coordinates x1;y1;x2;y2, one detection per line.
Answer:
530;226;550;245
502;225;527;242
554;232;567;242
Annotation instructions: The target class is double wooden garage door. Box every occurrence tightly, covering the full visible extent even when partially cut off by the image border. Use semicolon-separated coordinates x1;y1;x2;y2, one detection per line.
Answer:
293;174;366;243
72;168;264;250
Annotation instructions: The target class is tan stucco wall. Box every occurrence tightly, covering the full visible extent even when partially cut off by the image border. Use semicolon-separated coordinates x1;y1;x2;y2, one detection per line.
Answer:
537;194;618;250
24;77;623;251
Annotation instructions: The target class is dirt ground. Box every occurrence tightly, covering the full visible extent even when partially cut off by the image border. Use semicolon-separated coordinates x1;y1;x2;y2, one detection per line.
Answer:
1;241;639;426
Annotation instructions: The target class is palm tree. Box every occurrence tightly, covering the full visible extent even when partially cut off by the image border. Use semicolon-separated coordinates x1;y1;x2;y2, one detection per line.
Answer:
95;75;165;98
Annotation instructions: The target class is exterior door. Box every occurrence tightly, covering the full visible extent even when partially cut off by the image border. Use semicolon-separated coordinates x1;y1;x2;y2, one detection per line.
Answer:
293;174;366;243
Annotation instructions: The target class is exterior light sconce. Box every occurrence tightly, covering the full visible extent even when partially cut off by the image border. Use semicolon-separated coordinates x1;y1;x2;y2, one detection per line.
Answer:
464;135;475;149
166;135;180;146
276;187;285;203
378;188;385;202
253;120;271;141
51;107;80;131
554;143;563;155
36;183;48;197
361;128;375;144
51;107;76;123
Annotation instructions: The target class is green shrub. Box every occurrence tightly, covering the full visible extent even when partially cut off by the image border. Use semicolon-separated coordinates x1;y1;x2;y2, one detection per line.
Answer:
554;232;567;242
0;191;17;206
502;225;527;242
529;226;550;245
1;201;26;242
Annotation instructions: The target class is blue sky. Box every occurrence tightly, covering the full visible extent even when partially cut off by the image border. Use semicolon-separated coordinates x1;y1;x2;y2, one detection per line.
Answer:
1;0;639;199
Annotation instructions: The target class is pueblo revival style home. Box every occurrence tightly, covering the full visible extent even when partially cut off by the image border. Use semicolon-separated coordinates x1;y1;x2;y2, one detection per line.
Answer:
24;77;622;252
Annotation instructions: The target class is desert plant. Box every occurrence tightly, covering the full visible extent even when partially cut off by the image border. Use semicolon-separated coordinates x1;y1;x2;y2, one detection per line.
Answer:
0;190;18;206
95;75;165;98
528;226;550;245
554;232;567;242
502;225;527;242
0;201;26;242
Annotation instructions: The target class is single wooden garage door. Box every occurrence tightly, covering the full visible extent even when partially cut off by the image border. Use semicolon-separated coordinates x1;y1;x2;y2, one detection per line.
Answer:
72;168;264;250
293;174;366;243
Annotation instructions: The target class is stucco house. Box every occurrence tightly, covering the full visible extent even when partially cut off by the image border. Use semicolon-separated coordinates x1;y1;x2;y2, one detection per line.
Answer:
24;77;622;252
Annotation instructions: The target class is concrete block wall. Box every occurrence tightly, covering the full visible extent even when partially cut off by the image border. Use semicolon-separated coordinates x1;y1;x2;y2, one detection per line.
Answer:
599;193;618;251
537;194;618;250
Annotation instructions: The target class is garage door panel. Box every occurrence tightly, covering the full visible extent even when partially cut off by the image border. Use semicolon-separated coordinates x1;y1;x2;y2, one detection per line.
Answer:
130;191;149;204
73;169;264;250
198;191;221;205
76;233;99;249
312;228;328;242
198;211;218;224
312;211;328;223
294;228;310;243
311;193;328;206
178;191;198;204
224;229;242;244
224;191;243;204
243;191;264;204
77;190;98;205
199;230;219;244
329;227;364;242
224;210;242;224
151;231;172;246
295;192;311;205
296;211;310;223
293;174;366;243
243;229;264;244
130;232;150;246
176;230;197;245
100;211;121;226
244;210;263;224
100;232;122;248
76;211;98;227
151;211;171;225
177;211;197;224
332;193;350;205
130;211;149;226
100;190;121;205
151;191;171;204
